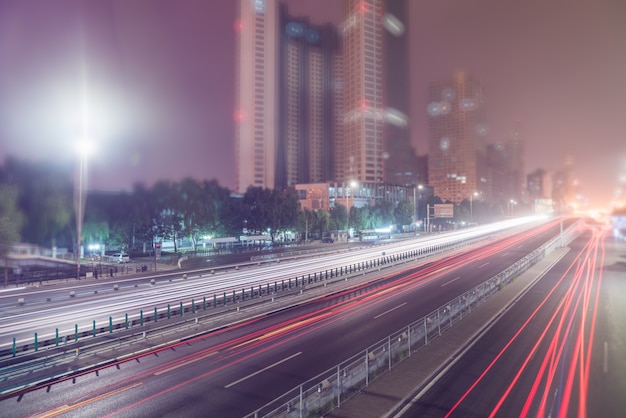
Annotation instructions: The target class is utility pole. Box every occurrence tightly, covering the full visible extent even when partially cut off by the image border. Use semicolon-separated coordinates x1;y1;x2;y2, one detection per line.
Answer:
413;187;416;225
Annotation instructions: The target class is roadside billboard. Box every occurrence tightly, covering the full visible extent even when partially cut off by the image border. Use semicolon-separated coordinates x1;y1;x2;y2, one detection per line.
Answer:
534;198;554;214
434;204;454;218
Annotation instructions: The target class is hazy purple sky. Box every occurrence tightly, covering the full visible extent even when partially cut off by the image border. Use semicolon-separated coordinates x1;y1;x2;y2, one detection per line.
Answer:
1;0;625;208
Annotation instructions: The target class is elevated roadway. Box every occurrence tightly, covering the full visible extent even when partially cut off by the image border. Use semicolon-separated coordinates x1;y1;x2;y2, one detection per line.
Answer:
0;217;550;350
0;218;579;417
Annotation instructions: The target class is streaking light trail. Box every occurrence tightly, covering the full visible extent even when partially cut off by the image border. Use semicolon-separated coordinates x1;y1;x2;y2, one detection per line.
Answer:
443;225;607;418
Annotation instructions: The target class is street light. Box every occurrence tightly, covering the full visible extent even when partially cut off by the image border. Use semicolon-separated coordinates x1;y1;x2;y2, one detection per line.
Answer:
345;180;357;240
507;199;517;216
470;191;479;224
414;184;423;232
75;138;94;280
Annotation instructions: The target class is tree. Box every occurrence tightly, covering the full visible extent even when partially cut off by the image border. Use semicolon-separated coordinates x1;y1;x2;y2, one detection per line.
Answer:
167;178;231;250
85;189;136;252
129;183;157;250
4;157;73;247
242;187;300;241
276;191;301;237
221;196;245;237
82;219;110;248
326;210;340;232
394;200;414;228
242;186;272;235
151;180;184;252
0;184;24;287
456;200;470;224
347;206;360;231
177;178;206;250
333;204;348;230
375;200;395;226
310;209;331;237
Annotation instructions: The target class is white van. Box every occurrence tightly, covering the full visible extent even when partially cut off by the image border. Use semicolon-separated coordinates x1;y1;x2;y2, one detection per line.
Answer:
111;253;130;263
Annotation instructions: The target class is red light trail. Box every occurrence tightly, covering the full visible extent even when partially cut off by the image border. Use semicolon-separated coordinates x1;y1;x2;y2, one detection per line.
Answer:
28;220;565;417
443;225;608;418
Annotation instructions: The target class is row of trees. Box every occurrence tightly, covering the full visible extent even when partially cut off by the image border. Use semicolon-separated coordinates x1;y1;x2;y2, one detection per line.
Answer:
1;157;509;256
84;179;302;253
82;179;423;253
0;184;24;258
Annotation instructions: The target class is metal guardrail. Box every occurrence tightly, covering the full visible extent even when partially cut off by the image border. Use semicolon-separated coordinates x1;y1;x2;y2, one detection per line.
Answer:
245;221;583;418
2;231;487;358
0;220;574;401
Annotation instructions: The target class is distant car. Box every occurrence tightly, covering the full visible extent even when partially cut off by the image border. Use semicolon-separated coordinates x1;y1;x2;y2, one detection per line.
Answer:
321;237;334;243
111;253;130;263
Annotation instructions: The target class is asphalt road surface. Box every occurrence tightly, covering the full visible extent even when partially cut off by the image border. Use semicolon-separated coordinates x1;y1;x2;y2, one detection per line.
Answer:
0;220;572;417
402;226;626;417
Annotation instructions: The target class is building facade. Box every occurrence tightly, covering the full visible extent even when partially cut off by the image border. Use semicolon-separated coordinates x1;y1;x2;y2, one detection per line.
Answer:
553;153;579;211
340;0;385;185
236;0;423;204
235;0;280;193
294;181;414;212
382;0;420;187
508;123;527;204
527;168;553;200
236;0;342;193
277;8;341;189
427;72;486;203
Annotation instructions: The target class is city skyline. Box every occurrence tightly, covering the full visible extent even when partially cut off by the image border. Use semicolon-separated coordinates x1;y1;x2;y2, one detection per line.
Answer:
1;0;625;208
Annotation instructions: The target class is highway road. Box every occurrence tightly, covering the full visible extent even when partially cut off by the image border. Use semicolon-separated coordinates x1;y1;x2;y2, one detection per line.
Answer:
400;225;626;417
0;218;575;417
0;217;546;349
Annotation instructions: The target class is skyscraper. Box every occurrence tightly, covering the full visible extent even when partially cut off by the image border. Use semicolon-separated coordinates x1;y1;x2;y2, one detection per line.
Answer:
507;122;527;204
553;153;579;210
235;0;340;193
527;168;552;200
382;0;419;187
427;71;486;203
277;7;341;189
235;0;280;193
340;0;385;185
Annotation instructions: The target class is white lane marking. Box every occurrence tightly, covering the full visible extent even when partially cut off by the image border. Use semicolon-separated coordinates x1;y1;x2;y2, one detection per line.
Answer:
374;302;407;319
0;287;25;293
478;262;490;269
225;352;302;388
501;252;509;257
441;277;461;287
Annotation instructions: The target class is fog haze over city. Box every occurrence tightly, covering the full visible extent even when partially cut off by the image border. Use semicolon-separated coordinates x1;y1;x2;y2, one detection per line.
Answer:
1;0;625;208
1;3;626;416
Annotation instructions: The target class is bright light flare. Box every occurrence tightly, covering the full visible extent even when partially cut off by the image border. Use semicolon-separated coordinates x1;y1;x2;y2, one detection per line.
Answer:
76;138;95;157
384;107;408;127
382;13;405;36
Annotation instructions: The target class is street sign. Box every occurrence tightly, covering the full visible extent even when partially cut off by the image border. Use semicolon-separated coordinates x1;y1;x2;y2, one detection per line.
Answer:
155;242;162;260
434;204;454;218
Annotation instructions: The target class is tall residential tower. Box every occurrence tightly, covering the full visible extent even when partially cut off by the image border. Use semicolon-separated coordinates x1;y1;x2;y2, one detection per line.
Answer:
236;0;340;193
427;72;486;203
382;0;420;187
277;7;341;189
340;0;385;185
235;0;280;193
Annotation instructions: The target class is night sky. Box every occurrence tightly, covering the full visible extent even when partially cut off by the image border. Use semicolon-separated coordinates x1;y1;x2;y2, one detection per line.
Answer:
1;0;625;208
